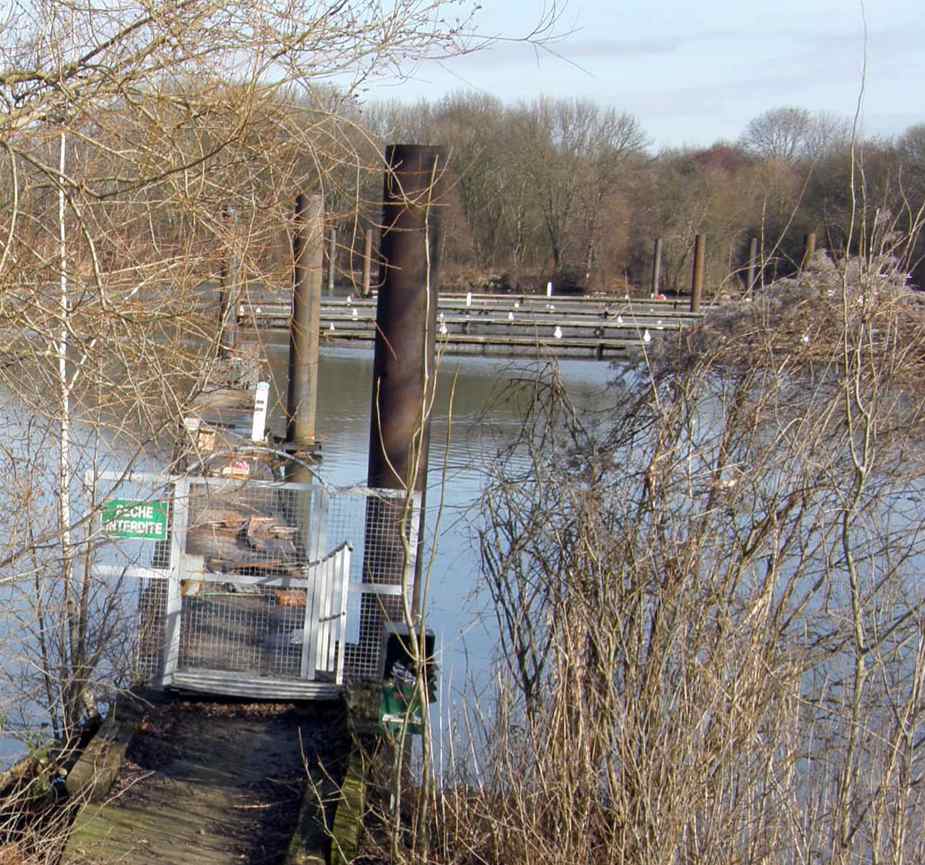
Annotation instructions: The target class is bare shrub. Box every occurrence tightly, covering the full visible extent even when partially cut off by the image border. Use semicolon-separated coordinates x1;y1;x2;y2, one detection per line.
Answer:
369;251;925;865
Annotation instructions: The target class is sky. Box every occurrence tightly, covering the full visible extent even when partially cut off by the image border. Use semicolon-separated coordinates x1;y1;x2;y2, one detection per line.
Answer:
362;0;923;151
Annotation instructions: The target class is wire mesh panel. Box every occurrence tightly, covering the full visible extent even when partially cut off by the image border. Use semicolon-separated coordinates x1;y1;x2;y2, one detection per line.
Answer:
91;471;419;698
177;585;307;678
136;576;169;683
170;544;351;697
89;472;176;685
322;487;421;681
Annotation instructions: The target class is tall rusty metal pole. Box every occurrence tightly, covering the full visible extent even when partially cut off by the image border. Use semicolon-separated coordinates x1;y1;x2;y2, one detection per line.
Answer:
218;206;240;358
361;228;374;298
747;236;759;294
286;193;323;480
651;237;662;297
690;233;705;313
802;231;817;270
362;144;445;657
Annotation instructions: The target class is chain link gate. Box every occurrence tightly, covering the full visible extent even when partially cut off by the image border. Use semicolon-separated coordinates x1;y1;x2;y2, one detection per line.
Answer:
91;471;419;700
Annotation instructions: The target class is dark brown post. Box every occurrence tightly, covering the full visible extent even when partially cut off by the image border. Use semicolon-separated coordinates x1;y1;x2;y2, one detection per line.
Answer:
361;228;374;298
747;236;759;293
802;231;817;269
690;233;705;313
218;206;240;357
651;237;662;297
363;144;445;650
327;226;337;295
286;193;323;477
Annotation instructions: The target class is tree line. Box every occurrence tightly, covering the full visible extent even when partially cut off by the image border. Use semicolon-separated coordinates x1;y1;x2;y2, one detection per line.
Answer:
7;83;924;302
351;98;925;295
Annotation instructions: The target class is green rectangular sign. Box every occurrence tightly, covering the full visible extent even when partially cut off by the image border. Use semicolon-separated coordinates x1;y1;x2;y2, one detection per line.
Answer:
380;681;424;737
102;499;169;541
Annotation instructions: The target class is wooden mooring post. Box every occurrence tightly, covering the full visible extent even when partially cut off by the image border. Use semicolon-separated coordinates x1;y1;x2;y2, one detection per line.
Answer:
328;226;337;295
651;237;663;297
218;206;240;357
361;228;374;298
690;233;705;313
747;236;759;293
286;192;324;478
802;231;817;269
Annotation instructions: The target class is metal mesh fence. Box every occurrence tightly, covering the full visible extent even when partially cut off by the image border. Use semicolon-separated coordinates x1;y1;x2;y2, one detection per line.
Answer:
91;472;419;693
183;478;327;577
323;488;419;680
178;585;308;679
136;576;168;683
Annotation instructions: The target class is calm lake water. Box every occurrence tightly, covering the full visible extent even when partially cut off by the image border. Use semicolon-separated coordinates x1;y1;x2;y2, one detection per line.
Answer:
263;340;619;699
0;341;617;766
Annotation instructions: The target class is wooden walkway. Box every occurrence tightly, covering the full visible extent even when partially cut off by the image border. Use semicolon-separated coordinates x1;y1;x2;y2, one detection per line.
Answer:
63;700;344;865
239;293;706;359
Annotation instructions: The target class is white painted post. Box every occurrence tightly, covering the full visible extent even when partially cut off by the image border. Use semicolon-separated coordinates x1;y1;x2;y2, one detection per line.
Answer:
163;478;191;685
251;381;269;441
334;547;350;684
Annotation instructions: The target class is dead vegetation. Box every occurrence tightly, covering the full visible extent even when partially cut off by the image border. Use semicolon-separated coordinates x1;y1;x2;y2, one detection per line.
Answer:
363;248;925;865
662;250;925;381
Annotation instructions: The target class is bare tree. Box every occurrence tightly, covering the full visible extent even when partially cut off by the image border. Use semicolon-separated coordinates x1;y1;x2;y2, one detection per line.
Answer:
0;0;484;749
521;97;647;274
741;105;850;163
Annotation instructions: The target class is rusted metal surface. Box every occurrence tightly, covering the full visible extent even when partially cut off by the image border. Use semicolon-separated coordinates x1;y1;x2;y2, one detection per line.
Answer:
287;193;323;456
367;145;446;495
690;233;705;313
363;144;446;634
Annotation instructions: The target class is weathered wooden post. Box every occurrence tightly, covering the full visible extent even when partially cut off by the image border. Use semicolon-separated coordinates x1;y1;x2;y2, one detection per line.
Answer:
218;206;240;357
285;193;323;480
651;237;663;297
747;236;759;294
360;144;445;664
690;233;705;313
361;228;374;298
327;226;337;295
802;231;817;269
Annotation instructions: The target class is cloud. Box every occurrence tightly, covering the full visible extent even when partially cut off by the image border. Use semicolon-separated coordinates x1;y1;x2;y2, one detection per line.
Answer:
458;17;921;73
462;31;738;68
553;37;684;59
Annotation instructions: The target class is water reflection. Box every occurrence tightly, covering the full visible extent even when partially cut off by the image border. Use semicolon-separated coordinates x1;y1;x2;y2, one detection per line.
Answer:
262;341;619;695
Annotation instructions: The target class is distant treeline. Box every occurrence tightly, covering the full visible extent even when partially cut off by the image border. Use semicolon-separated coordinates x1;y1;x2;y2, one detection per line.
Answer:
6;86;922;298
356;96;925;294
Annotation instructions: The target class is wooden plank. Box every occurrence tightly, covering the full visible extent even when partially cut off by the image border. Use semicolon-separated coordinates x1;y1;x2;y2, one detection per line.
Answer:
64;700;143;803
63;703;344;865
284;767;332;865
311;329;640;350
329;750;366;865
245;301;704;322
